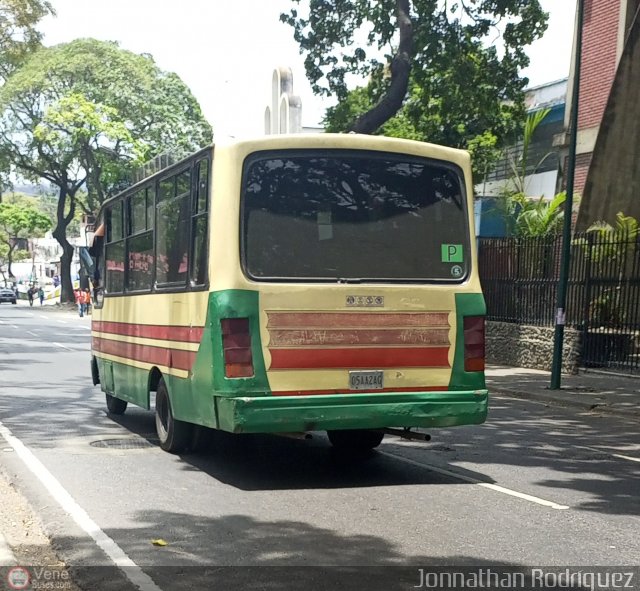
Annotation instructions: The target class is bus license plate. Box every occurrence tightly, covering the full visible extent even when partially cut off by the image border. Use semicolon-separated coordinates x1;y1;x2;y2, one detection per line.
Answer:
349;371;384;391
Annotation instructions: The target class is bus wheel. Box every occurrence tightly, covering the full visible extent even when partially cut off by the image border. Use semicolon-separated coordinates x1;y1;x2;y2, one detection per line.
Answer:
327;429;384;452
105;393;127;415
155;378;192;453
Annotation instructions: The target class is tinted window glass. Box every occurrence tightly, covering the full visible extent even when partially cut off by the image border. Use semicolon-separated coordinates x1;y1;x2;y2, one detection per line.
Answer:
156;194;190;285
107;201;124;242
190;215;207;286
176;169;191;197
105;241;125;293
127;231;154;291
146;186;155;229
129;190;146;235
242;151;469;282
159;178;174;203
197;160;209;214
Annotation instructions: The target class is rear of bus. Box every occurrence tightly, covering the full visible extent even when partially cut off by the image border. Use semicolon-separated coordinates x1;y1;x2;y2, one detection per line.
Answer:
208;134;487;449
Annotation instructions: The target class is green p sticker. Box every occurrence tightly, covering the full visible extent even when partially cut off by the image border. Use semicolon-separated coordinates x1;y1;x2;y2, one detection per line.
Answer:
441;244;464;263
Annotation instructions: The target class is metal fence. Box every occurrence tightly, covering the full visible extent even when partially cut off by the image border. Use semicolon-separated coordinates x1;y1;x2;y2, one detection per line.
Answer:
479;233;640;373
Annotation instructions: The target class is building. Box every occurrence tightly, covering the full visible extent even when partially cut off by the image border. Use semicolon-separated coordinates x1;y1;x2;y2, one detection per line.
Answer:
574;0;640;227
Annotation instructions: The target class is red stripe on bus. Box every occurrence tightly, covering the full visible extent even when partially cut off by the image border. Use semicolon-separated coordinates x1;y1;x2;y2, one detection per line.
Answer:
92;337;197;372
266;312;450;329
269;347;450;369
272;387;448;396
92;321;204;343
268;328;450;347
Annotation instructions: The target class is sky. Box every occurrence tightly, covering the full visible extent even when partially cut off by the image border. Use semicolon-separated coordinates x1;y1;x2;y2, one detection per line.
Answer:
38;0;577;139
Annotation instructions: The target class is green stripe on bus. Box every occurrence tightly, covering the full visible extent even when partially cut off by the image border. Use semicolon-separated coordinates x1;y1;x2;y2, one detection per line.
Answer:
449;292;487;392
210;289;270;395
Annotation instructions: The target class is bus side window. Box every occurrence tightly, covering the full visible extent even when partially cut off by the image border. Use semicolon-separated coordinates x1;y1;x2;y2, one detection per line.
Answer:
156;170;190;287
105;201;125;294
126;187;154;292
190;158;209;286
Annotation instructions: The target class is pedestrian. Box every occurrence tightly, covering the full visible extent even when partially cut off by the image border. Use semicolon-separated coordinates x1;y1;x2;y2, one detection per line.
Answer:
84;288;92;315
38;287;45;306
74;288;84;317
27;287;34;307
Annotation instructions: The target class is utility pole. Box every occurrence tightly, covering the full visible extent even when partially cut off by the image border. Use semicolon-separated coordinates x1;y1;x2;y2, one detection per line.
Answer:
550;0;585;389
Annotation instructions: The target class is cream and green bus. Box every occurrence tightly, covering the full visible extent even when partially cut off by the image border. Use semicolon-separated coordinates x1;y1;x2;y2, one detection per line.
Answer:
85;134;487;453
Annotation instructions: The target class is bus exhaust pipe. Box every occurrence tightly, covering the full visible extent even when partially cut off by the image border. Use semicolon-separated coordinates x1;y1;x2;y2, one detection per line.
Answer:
275;432;313;440
383;428;431;442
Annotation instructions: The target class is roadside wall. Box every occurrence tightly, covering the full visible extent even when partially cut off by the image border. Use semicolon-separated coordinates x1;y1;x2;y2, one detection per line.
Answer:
486;321;581;374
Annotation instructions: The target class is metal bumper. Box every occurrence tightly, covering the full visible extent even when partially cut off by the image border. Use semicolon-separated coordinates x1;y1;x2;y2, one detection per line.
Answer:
214;390;489;434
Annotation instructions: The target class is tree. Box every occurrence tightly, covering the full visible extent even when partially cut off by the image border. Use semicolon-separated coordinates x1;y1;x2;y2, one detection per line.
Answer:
0;200;51;278
0;0;55;197
0;0;54;81
0;38;213;302
282;0;547;175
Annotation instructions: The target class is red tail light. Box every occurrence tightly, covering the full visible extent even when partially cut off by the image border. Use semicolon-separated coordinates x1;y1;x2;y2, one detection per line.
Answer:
464;316;485;372
221;318;254;378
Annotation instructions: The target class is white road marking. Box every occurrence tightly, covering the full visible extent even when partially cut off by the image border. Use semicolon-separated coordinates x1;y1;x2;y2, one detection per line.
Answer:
53;342;73;351
27;331;39;336
25;313;34;317
11;325;18;329
0;420;164;591
380;450;570;510
39;315;47;319
611;453;640;463
575;445;640;464
57;320;67;324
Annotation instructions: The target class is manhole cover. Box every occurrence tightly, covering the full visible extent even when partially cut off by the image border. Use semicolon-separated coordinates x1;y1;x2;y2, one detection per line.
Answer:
90;438;156;450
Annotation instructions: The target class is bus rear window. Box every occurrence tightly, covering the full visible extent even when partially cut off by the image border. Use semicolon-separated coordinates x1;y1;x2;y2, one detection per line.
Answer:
241;150;470;283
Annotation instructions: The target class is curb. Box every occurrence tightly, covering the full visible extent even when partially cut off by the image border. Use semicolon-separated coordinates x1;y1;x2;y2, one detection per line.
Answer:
0;532;16;567
490;385;640;421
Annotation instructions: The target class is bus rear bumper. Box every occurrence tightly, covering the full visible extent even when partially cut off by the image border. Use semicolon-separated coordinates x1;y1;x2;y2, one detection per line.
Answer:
215;390;488;434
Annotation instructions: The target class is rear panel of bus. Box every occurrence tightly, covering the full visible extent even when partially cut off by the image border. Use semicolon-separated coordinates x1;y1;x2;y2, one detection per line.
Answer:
203;135;487;434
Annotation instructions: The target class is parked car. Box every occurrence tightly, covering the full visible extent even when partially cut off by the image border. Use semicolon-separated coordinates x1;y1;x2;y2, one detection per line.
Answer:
0;287;17;304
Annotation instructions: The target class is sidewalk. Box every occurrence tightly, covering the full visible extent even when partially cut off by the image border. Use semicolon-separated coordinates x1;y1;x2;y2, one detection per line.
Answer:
487;365;640;419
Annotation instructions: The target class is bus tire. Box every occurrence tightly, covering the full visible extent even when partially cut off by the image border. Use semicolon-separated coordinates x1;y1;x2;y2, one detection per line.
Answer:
155;378;192;453
105;393;127;415
327;429;384;452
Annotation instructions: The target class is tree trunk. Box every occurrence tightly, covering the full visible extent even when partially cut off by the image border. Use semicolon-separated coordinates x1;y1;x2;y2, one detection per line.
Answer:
6;243;15;280
51;184;76;304
350;0;413;134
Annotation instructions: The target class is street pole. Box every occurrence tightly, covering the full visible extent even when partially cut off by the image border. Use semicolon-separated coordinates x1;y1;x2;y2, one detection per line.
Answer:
550;0;585;389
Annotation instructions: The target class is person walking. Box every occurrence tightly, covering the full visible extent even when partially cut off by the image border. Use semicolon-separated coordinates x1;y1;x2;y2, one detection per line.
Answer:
27;287;34;307
84;288;92;315
38;287;45;306
74;288;84;317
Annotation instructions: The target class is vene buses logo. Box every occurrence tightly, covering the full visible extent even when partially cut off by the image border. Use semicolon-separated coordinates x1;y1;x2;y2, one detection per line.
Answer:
346;295;384;308
7;566;30;590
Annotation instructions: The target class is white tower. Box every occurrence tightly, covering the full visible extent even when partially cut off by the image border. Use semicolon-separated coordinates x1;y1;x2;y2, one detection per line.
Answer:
264;67;302;134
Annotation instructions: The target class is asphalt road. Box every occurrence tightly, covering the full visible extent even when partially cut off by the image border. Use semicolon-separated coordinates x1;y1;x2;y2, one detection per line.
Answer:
0;302;639;590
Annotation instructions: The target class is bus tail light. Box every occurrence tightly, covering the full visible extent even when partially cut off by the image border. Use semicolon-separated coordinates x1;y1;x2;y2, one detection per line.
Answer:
221;318;254;378
464;316;485;372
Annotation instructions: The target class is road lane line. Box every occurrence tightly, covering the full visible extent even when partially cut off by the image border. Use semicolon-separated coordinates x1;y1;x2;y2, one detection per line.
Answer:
610;453;640;463
27;331;39;336
0;420;164;591
39;315;47;319
57;320;67;324
53;342;74;351
380;450;570;510
11;325;18;329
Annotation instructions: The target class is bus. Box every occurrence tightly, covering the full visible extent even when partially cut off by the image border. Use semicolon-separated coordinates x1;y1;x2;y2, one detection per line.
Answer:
84;134;488;454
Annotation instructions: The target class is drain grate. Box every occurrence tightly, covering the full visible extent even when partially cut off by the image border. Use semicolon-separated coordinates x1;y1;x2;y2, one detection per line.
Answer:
90;438;156;450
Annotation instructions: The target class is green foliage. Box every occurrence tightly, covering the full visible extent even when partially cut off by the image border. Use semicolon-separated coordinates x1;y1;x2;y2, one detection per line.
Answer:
0;0;54;80
0;199;51;277
0;38;213;212
0;37;212;301
573;213;640;327
283;0;547;173
514;192;566;237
